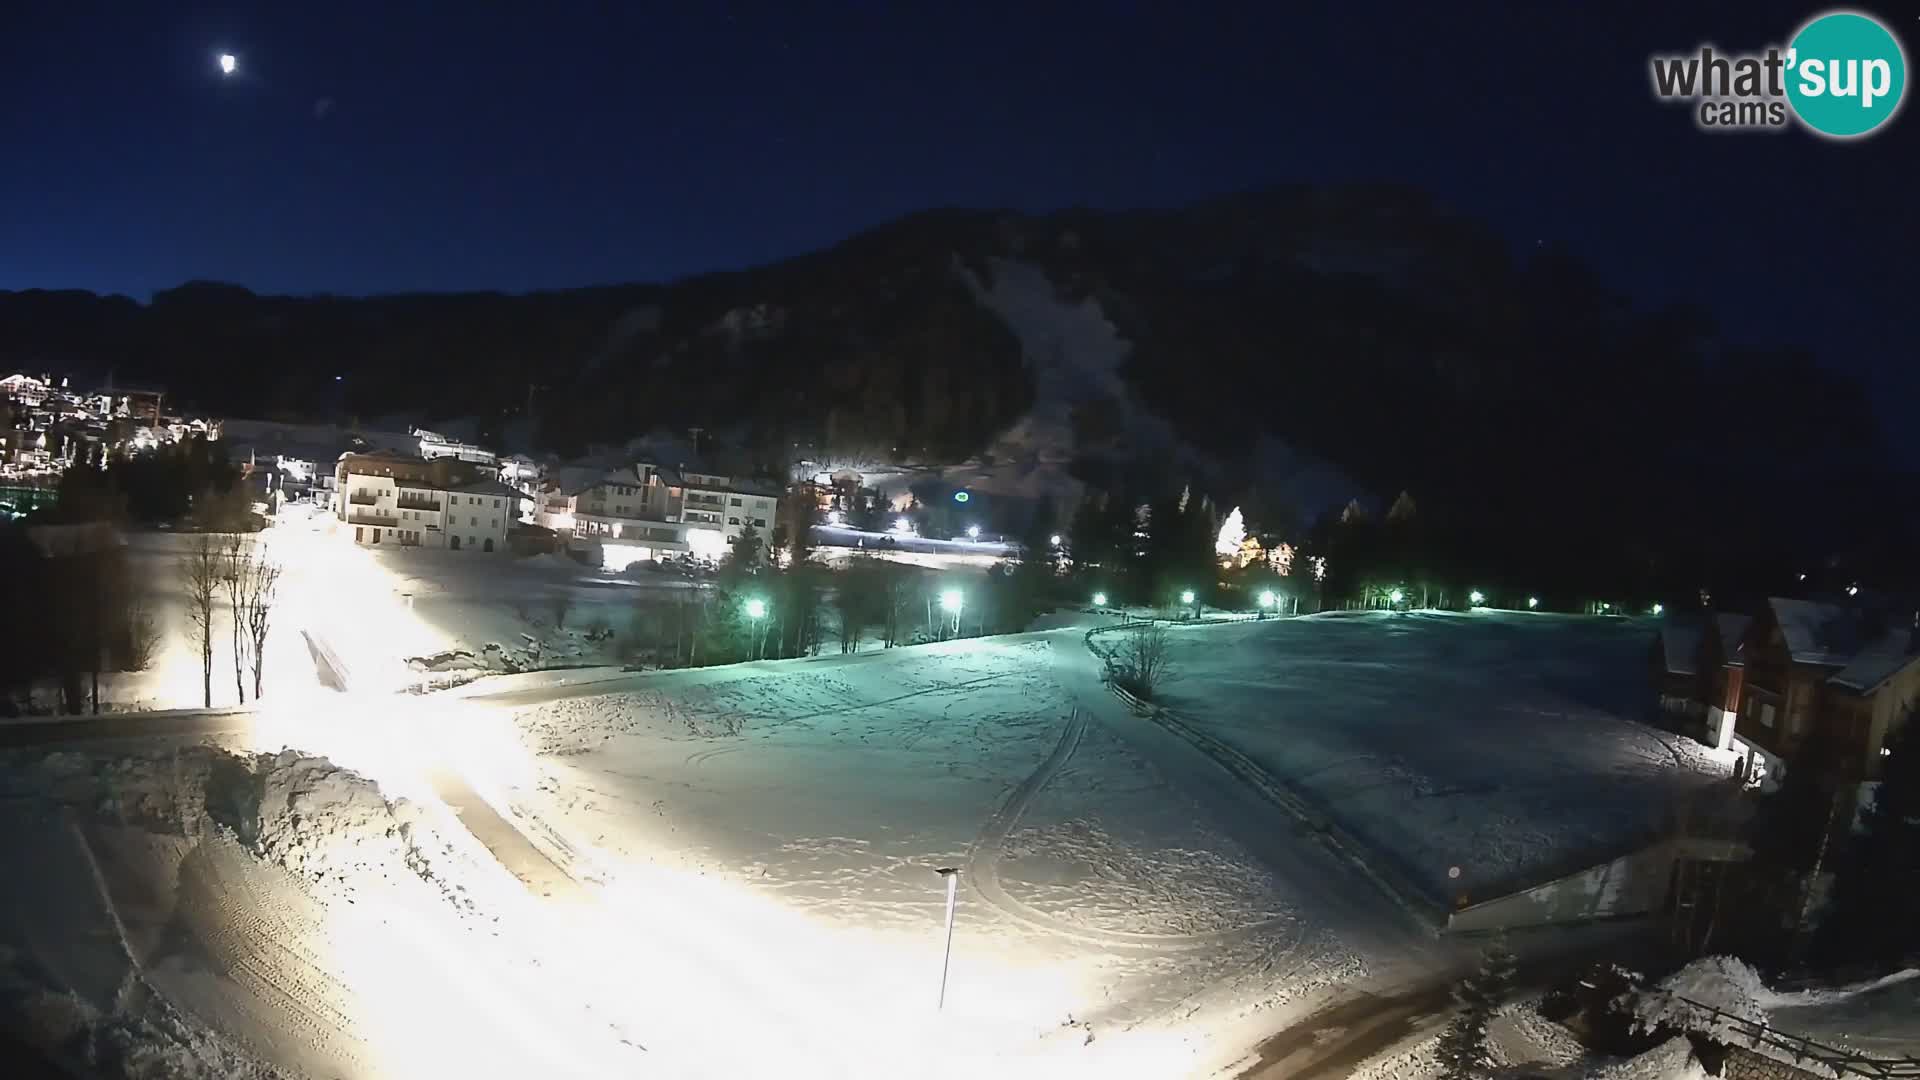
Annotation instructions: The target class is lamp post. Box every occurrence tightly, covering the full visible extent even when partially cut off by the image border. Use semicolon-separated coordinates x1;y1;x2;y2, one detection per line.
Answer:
1092;591;1108;608
1180;589;1197;620
934;867;961;1010
1258;590;1276;620
745;597;767;660
940;588;964;639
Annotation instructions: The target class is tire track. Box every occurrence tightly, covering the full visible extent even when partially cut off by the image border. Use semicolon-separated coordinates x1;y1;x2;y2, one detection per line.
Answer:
964;708;1302;952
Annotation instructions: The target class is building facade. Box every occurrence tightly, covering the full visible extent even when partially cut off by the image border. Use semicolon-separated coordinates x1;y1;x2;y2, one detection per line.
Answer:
534;460;781;570
334;451;518;552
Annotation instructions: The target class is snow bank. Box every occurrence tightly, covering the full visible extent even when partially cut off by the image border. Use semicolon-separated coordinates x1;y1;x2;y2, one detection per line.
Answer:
1632;956;1768;1033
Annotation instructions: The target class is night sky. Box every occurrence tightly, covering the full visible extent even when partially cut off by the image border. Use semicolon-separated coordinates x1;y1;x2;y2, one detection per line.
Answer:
2;2;1913;440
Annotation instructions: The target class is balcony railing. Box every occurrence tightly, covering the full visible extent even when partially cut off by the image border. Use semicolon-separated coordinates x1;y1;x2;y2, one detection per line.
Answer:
348;512;397;527
683;494;724;509
349;491;379;505
396;495;438;512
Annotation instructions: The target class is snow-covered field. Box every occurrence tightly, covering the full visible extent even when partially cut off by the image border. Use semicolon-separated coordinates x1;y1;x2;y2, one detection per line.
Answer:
1138;612;1737;902
2;606;1763;1078
487;635;1378;1076
80;518;675;713
0;629;1408;1078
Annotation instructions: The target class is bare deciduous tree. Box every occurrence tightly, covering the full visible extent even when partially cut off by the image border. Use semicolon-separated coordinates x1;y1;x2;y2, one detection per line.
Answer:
180;534;223;708
241;545;281;700
549;591;573;630
1114;623;1174;699
219;537;283;702
221;537;249;704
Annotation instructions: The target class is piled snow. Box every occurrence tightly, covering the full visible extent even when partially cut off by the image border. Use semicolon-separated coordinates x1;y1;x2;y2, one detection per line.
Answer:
1150;612;1735;900
1632;955;1768;1034
1625;955;1918;1072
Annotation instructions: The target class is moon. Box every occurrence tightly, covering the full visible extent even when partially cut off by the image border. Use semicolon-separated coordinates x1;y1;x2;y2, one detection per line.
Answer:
219;53;237;76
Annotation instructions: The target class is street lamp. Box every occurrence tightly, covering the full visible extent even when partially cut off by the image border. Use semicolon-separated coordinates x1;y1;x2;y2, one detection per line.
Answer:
934;867;961;1009
940;588;964;638
1257;590;1276;619
1389;588;1404;606
966;524;980;539
1091;591;1108;608
219;53;237;76
745;597;768;659
1527;596;1539;610
1049;534;1062;547
1652;603;1664;616
1469;590;1485;607
1180;590;1195;605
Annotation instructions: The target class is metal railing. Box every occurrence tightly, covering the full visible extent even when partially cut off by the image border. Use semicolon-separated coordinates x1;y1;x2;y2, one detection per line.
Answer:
348;512;396;527
348;490;379;505
1649;988;1920;1078
396;496;438;512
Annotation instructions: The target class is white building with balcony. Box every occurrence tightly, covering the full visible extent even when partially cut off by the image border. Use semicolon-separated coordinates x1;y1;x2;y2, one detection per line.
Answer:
335;451;519;552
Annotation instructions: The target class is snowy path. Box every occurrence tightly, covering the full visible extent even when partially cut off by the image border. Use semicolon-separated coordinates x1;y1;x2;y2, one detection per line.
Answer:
966;708;1304;951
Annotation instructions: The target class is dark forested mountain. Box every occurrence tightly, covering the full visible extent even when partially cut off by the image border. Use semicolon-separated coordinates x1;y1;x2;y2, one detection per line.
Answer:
2;185;1907;596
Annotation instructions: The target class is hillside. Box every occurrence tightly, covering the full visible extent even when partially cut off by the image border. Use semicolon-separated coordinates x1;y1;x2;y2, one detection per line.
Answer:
2;186;1904;583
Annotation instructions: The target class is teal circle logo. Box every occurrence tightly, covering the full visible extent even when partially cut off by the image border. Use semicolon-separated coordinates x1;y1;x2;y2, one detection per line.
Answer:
1786;11;1907;138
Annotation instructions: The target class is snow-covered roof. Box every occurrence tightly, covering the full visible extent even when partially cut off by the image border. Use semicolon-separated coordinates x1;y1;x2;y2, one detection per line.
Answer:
1660;623;1701;676
448;478;525;500
1768;597;1868;667
1828;629;1919;693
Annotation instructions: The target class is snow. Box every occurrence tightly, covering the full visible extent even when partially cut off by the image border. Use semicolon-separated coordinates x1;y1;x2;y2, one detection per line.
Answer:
488;633;1392;1075
67;519;675;714
1355;1012;1704;1080
5;603;1763;1077
1134;612;1737;902
1633;955;1920;1062
1632;955;1769;1032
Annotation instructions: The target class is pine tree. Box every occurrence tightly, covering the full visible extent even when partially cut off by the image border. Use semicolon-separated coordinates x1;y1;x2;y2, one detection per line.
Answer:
1433;936;1516;1080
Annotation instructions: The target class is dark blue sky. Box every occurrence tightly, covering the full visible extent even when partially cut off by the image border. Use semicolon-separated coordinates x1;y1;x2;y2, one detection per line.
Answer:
2;2;1913;438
